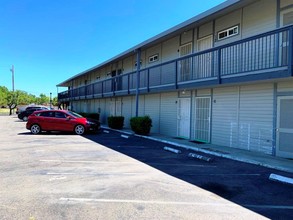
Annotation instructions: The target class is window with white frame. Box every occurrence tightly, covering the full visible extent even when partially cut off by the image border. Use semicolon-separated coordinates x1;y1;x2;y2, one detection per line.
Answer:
217;25;239;40
281;8;293;26
148;54;159;63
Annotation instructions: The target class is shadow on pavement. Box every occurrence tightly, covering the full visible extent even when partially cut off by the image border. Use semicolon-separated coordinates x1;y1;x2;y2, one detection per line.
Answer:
83;130;293;220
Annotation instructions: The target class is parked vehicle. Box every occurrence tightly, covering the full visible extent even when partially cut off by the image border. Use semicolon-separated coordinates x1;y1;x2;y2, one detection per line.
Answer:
18;106;50;121
16;105;27;114
26;110;100;135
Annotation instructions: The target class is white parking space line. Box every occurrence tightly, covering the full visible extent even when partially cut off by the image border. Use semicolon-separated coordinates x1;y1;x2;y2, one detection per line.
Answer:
49;176;67;181
244;205;293;210
47;172;143;176
269;173;293;185
40;160;139;164
40;160;218;167
147;163;217;167
47;172;75;175
184;174;261;176
59;197;238;207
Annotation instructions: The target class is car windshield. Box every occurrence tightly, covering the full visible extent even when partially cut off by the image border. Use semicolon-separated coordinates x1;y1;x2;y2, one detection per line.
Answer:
67;111;84;118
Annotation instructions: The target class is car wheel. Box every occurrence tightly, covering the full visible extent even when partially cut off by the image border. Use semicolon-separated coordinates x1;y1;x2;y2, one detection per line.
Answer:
74;125;85;135
23;116;28;121
31;124;41;134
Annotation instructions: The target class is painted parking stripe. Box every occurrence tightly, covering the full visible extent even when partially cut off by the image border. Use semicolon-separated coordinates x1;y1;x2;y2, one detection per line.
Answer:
49;176;67;181
269;173;293;185
59;197;238;207
47;172;75;175
40;160;217;167
183;173;261;176
47;172;142;176
244;204;293;210
147;163;217;167
40;160;139;164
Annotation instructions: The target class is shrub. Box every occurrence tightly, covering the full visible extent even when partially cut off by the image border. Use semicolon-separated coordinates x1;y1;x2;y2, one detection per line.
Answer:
130;116;152;135
108;116;124;129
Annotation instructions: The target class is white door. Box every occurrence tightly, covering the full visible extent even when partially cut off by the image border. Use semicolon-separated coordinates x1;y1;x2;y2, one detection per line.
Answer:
177;98;191;139
178;43;193;81
110;100;122;116
116;100;122;116
195;35;213;79
276;96;293;158
195;97;211;143
110;101;115;116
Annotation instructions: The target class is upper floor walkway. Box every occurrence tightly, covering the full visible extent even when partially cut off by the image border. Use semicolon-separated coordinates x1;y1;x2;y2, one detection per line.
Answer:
58;25;293;101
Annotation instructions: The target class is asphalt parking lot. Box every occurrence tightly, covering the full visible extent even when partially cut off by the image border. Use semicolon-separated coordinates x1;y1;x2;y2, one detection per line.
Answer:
86;131;293;220
0;116;292;219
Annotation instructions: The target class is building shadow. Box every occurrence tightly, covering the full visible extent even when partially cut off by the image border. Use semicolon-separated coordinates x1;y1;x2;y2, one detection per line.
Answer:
83;129;293;220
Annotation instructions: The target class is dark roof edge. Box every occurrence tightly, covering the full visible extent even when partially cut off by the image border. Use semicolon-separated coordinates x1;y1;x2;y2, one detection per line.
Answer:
57;0;240;87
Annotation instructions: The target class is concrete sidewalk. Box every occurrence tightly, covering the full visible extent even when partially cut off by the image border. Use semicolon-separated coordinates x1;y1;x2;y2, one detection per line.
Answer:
101;126;293;175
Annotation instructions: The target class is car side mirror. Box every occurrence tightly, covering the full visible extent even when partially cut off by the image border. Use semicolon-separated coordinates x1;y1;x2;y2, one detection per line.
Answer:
66;116;71;121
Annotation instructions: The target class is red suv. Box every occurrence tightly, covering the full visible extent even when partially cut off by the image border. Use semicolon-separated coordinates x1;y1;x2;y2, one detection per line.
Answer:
26;110;100;135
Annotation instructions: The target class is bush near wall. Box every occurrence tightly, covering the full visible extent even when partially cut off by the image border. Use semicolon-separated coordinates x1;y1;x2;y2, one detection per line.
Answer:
130;116;152;135
108;116;124;129
78;112;100;121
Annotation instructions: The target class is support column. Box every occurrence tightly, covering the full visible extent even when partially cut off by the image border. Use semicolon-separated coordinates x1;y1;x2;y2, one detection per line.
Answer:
135;48;141;117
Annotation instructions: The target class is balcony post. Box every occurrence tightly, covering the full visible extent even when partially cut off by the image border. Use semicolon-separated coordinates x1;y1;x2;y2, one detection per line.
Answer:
135;48;141;117
289;27;293;76
102;81;104;97
147;68;150;92
175;61;178;89
217;48;222;84
127;74;130;94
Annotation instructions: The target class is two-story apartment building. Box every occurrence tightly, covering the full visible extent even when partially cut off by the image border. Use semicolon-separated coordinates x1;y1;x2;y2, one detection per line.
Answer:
57;0;293;159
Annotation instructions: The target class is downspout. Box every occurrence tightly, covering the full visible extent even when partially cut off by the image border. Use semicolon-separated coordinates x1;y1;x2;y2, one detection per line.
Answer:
135;48;141;117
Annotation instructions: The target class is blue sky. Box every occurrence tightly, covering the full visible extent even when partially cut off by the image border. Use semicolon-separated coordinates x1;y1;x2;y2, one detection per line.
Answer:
0;0;226;98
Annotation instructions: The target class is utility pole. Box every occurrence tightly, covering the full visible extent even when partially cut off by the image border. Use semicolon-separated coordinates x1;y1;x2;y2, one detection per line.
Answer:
10;65;14;92
9;65;15;115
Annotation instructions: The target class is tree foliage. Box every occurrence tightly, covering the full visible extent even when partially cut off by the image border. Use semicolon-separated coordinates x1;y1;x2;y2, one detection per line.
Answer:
0;86;57;112
0;86;9;106
6;91;18;115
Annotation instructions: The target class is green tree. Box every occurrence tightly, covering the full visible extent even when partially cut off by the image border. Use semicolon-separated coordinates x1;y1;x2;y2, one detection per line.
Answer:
35;93;49;105
52;97;58;106
0;86;9;107
6;91;18;115
17;91;35;105
0;85;56;111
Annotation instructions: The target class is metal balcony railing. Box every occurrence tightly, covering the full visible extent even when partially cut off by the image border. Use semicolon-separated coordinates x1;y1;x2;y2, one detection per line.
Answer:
58;25;293;101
